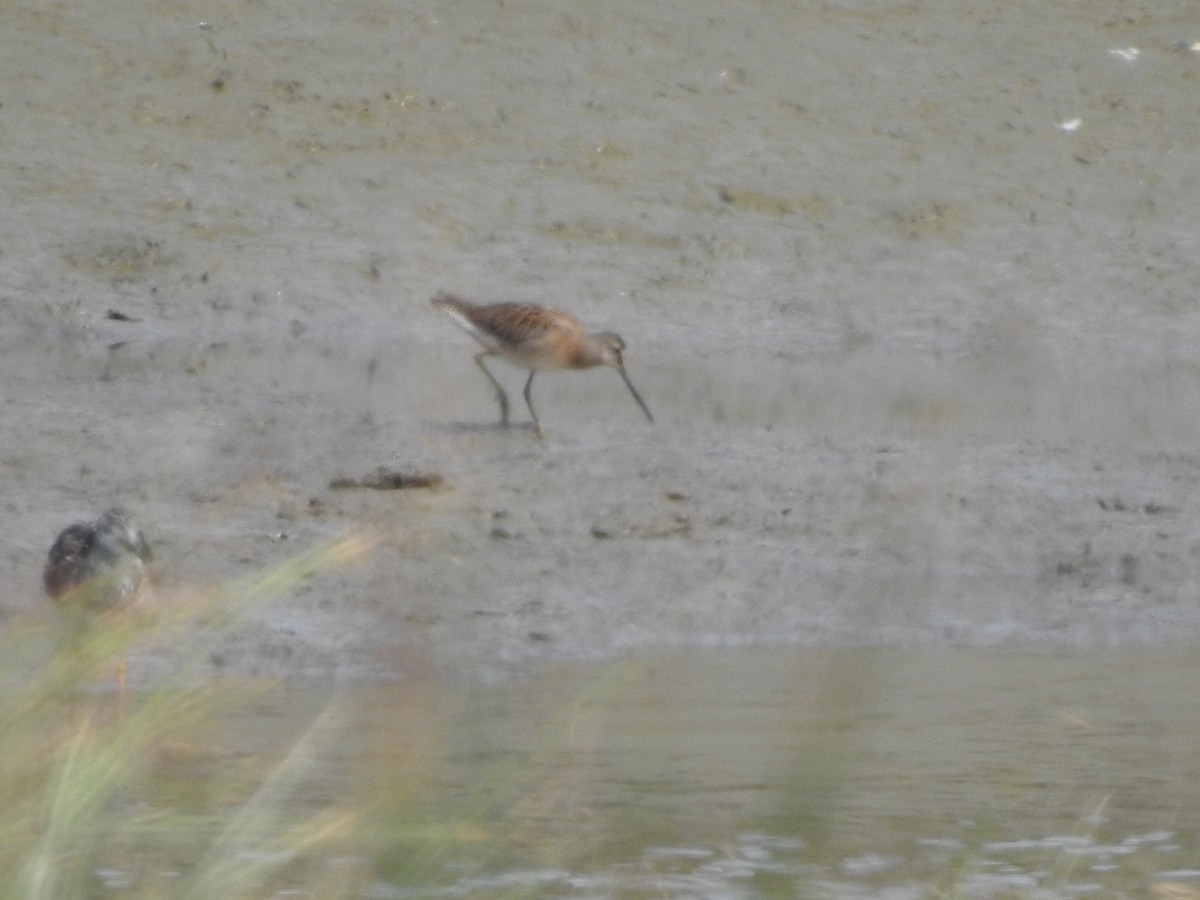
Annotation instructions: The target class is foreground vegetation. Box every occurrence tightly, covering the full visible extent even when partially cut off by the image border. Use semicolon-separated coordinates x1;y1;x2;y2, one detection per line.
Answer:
0;536;369;899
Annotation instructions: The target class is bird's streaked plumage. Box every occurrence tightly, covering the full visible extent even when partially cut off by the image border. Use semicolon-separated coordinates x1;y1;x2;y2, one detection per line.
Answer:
432;292;654;435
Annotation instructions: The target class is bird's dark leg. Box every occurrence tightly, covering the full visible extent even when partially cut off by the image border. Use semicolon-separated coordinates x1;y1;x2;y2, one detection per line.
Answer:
474;351;510;426
523;371;543;438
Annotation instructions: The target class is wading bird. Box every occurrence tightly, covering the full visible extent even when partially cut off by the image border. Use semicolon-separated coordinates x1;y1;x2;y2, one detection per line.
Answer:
432;291;654;436
45;507;154;697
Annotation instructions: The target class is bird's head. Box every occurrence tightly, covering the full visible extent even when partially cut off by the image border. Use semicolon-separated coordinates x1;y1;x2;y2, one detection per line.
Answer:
592;332;628;370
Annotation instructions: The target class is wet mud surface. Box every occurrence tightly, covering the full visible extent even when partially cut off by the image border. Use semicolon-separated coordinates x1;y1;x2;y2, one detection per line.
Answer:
4;0;1200;680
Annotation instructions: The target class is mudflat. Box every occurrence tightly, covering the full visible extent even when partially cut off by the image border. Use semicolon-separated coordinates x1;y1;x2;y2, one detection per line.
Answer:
5;1;1200;680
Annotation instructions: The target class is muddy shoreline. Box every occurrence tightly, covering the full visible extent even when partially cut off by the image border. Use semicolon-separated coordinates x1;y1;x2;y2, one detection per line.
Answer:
5;0;1200;680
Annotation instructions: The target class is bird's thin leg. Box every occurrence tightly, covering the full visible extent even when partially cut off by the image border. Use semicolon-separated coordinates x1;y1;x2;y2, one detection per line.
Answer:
523;371;543;438
474;352;510;426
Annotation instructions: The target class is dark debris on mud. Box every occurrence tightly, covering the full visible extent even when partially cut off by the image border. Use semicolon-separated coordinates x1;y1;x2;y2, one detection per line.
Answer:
329;467;445;492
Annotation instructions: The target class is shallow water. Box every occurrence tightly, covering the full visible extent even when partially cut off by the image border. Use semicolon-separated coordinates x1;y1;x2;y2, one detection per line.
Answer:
135;644;1200;898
